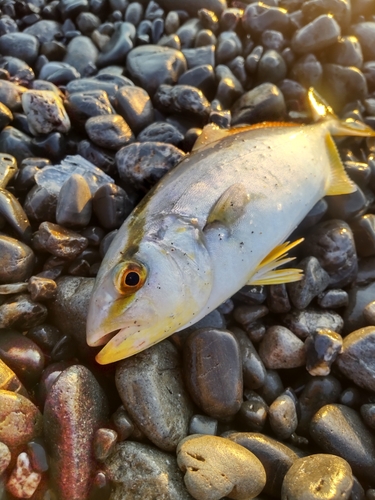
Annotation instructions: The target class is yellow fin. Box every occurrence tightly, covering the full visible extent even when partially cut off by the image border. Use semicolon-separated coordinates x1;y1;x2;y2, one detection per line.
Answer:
205;183;250;228
325;133;357;196
248;238;304;286
308;88;336;122
329;117;375;138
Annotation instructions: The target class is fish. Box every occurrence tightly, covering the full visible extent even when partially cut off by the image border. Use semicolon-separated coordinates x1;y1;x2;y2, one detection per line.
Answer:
86;88;375;364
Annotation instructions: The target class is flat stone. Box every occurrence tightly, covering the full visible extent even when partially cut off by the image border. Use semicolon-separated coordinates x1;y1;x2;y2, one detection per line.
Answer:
85;114;134;150
66;90;114;127
63;35;98;75
177;435;266;500
32;221;88;259
0;294;47;330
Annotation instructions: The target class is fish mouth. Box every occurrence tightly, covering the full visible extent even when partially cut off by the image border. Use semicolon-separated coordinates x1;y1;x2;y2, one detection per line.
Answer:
87;329;119;347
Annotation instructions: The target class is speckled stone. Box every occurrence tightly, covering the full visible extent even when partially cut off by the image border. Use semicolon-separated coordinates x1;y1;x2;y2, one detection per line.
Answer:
0;441;10;475
85;114;134;150
32;221;88;259
177;435;266;500
93;428;118;462
22;90;71;136
6;451;42;499
0;235;35;284
305;328;343;376
283;307;344;340
0;294;47;330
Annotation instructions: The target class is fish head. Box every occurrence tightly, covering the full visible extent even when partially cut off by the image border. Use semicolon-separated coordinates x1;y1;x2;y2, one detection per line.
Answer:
87;214;213;364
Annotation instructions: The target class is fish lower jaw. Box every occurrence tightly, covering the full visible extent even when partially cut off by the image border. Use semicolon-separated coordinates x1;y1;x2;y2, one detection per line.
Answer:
86;328;119;347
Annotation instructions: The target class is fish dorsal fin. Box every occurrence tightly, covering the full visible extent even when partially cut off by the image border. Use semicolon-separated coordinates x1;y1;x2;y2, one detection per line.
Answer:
192;122;299;152
205;183;250;228
248;238;304;285
325;133;357;196
308;87;336;122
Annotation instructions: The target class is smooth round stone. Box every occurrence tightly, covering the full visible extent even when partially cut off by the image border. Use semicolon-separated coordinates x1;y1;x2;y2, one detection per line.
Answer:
116;341;194;452
283;308;344;340
138;122;184;146
226;432;300;497
177;435;266;500
93;428;118;462
350;214;375;257
267;283;291;314
193;29;216;48
257;370;284;406
126;45;187;96
39;62;81;85
158;33;181;50
326;36;363;68
104;441;192;500
63;36;98;75
305;328;343;376
76;12;100;34
0;294;48;330
182;45;215;68
0;126;35;164
171;309;226;349
189;414;218;435
125;1;143;24
0;389;42;448
364;300;375;324
317;289;348;308
33;221;88;259
77;140;116;175
237;397;268;432
59;0;89;18
176;18;201;49
360;404;375;430
343;281;375;334
269;394;298;439
0;33;39;65
310;404;375;482
116;141;185;192
56;173;92;228
0;235;34;284
115;85;154;134
260;29;285;51
0;187;32;243
111;406;135;441
0;442;10;475
336;326;375;392
291;14;340;54
290;53;323;88
281;454;353;500
302;220;357;288
257;49;287;83
85;114;134;150
24;20;63;44
97;22;135;67
66;90;114;127
44;365;108;500
287;256;330;310
183;328;243;419
344;160;371;189
322;64;368;111
258;325;306;369
245;45;263;75
231;83;286;125
22;90;71;136
242;3;290;38
215;64;244;108
231;327;266;390
154;83;211;119
27;439;49;473
27;324;62;354
24;185;57;223
0;330;44;385
92;183;132;230
216;31;242;64
350;22;375;61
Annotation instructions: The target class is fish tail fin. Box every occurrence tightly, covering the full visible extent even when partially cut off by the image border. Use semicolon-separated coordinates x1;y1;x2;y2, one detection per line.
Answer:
325;133;356;195
308;87;375;137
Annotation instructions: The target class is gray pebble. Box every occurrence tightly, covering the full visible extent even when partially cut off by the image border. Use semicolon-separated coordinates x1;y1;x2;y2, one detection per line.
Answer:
283;307;344;339
76;12;100;34
178;65;216;100
231;327;267;390
327;36;363;68
305;328;343;376
310;404;375;482
171;309;226;349
267;283;291;313
0;126;35;164
32;221;88;259
0;187;32;243
85;114;134;150
104;441;193;500
350;22;375;61
231;83;286;125
281;454;353;500
215;64;243;109
176;18;201;49
116;141;185;192
322;64;368;111
189;414;218;435
126;45;187;96
257;370;284;405
138;121;184;146
291;53;323;88
258;325;306;369
360;404;375;430
195;29;216;47
115;85;154;134
0;294;47;330
0;235;34;284
24;20;64;44
22;90;71;136
336;326;375;392
291;14;340;54
165;10;180;34
182;45;215;68
154;83;211;119
0;33;39;66
97;22;135;67
124;2;143;25
116;341;194;452
216;31;242;64
242;3;290;38
238;396;268;432
257;49;287;83
317;289;349;308
92;183;132;230
56;173;92;228
66;90;115;127
158;33;181;50
63;35;98;75
0;153;17;188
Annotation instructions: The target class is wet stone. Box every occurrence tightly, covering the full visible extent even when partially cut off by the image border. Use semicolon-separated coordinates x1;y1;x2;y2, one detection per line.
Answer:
26;323;62;354
0;358;27;396
127;45;187;96
0;390;42;448
97;22;135;67
215;31;242;65
305;328;343;376
63;36;98;76
237;397;268;432
93;428;118;462
171;309;226;350
360;404;375;430
0;294;47;330
105;441;193;500
0;442;10;475
76;12;100;34
0;283;29;295
281;454;353;500
302;220;358;288
317;289;349;309
0;330;44;386
0;187;32;243
33;221;88;259
283;307;344;340
215;64;244;109
231;82;286;125
183;328;243;420
27;439;49;473
0;153;17;188
269;394;298;440
364;300;375;324
77;140;116;176
27;276;57;301
6;451;42;499
0;233;34;284
267;284;291;313
257;369;284;405
40;62;81;85
116;341;194;452
310;404;375;482
242;3;290;38
350;214;375;258
327;36;363;68
291;54;323;89
56;173;92;228
92;183;132;230
291;14;340;54
189;414;218;435
0;102;12;131
24;19;63;44
231;327;267;390
66;90;115;127
125;2;144;25
44;365;108;500
0;126;35;164
24;185;57;223
257;49;287;84
116;141;185;192
0;33;39;66
154;84;211;120
85;114;134;150
115;85;154;134
111;406;135;442
336;326;375;392
350;22;375;61
177;434;266;500
0;80;25;112
226;432;299;498
258;325;306;369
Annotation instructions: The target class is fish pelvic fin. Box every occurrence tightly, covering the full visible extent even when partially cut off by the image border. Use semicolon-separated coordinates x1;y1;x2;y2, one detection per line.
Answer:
205;183;250;228
325;133;357;196
248;238;304;286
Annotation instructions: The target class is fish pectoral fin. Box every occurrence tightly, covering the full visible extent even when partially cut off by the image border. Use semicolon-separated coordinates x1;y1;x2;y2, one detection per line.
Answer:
247;238;304;285
204;183;250;230
325;133;357;196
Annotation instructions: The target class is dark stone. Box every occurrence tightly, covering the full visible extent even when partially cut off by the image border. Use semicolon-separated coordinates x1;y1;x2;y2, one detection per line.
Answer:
0;294;48;330
257;49;287;84
0;126;35;164
317;289;348;308
269;394;298;439
85;114;134;150
0;33;40;65
77;140;116;176
326;36;364;68
115;85;154;134
283;308;344;340
137;122;184;146
27;276;57;301
350;214;375;257
0;187;32;243
26;323;62;354
231;327;267;390
267;283;291;313
305;328;343;376
189;414;218;435
63;36;98;75
258;325;306;369
66;90;115;127
350;22;375;61
242;3;290;38
92;183;132;230
215;64;244;109
291;53;323;89
56;173;92;228
0;235;34;284
32;221;88;259
291;14;340;53
322;65;368;112
97;22;135;67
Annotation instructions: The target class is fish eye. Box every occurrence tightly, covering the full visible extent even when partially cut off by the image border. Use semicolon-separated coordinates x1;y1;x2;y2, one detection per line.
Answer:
113;261;147;295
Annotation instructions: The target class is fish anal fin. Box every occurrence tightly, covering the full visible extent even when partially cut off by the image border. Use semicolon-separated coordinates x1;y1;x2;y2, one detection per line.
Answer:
205;183;250;228
325;133;357;196
247;238;304;286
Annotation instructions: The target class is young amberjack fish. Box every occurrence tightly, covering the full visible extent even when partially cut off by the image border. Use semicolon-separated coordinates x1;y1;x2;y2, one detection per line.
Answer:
87;89;375;364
